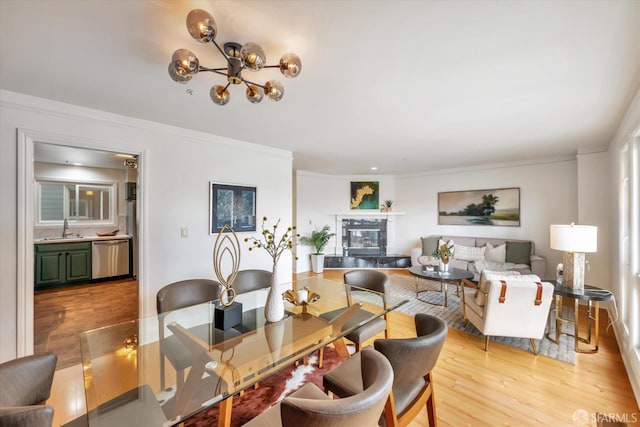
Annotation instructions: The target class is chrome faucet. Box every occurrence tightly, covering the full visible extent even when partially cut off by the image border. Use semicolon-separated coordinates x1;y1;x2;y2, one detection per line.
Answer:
62;219;72;238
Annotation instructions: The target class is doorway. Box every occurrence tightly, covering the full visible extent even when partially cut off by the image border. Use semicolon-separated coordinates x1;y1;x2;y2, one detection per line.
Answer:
17;129;145;360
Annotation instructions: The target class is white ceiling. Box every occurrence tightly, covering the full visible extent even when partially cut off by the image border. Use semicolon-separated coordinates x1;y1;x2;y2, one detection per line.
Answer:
2;0;640;175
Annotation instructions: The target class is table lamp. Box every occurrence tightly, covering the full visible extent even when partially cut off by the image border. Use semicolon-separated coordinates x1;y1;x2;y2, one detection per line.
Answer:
549;223;597;290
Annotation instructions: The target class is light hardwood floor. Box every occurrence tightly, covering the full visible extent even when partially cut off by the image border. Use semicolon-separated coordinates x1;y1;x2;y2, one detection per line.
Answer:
46;270;639;426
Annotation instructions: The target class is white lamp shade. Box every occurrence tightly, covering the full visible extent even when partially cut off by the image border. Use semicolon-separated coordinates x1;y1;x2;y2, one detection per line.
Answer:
550;224;597;253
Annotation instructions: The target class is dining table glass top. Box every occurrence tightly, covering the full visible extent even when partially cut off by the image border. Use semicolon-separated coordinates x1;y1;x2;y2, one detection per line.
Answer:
79;276;407;426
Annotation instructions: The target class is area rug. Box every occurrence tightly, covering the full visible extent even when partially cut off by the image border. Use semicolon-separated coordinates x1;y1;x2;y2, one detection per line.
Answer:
387;274;576;364
184;347;343;427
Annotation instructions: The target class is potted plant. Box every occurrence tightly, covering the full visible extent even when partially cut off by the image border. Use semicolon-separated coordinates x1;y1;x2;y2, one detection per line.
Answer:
299;225;335;273
384;200;393;212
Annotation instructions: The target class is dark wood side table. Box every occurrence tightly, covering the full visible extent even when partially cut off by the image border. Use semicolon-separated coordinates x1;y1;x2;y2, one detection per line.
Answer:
547;281;613;354
408;265;474;307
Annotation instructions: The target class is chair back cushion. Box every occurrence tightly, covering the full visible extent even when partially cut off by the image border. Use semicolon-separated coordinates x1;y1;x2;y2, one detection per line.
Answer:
344;270;389;295
481;280;554;339
0;352;57;407
156;279;222;314
228;269;272;295
281;347;392;426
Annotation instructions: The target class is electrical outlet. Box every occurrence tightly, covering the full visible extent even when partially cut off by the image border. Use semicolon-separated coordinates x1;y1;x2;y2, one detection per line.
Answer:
181;227;188;238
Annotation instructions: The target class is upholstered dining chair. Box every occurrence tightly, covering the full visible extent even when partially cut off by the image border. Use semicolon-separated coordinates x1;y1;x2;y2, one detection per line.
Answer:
323;314;447;427
0;352;57;427
229;269;272;295
317;270;390;368
156;278;222;391
243;347;394;427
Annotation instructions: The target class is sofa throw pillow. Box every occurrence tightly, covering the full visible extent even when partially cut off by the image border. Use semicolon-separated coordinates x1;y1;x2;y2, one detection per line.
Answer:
454;244;486;262
484;242;506;263
421;236;440;257
506;241;532;266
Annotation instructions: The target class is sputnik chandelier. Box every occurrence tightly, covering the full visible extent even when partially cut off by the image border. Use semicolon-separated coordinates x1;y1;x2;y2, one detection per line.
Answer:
168;9;302;106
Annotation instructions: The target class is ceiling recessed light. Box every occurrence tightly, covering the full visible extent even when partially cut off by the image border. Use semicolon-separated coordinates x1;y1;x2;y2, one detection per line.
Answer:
370;166;378;171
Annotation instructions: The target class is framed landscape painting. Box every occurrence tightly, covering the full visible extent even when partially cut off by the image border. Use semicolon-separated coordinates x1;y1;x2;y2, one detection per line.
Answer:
350;181;379;209
210;182;256;234
438;187;520;226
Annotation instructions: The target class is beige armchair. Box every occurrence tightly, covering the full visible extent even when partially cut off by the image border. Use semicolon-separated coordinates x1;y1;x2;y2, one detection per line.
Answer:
0;352;57;427
461;270;554;354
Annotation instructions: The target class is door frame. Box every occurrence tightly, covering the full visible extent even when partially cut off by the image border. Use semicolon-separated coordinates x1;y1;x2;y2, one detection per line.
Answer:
17;128;146;356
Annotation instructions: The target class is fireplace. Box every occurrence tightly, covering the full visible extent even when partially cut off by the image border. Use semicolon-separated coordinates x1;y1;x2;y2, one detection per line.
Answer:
342;218;387;256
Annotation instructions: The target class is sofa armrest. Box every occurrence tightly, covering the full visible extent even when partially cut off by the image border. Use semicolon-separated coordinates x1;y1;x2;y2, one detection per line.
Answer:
530;255;546;279
410;247;422;267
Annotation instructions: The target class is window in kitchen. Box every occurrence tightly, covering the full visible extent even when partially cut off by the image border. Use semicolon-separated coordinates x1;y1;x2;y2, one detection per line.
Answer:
36;180;116;225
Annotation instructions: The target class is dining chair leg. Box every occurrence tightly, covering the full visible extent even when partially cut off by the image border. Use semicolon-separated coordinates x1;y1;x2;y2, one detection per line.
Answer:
484;336;490;351
529;338;538;355
426;373;437;427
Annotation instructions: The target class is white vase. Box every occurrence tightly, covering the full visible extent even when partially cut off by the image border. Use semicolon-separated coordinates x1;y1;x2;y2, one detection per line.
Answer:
264;264;285;322
310;254;325;273
440;261;449;272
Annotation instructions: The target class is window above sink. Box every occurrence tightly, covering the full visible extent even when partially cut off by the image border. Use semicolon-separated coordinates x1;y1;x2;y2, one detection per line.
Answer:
35;179;116;226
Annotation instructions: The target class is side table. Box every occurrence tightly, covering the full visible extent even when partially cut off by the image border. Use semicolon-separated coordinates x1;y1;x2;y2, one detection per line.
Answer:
547;281;613;354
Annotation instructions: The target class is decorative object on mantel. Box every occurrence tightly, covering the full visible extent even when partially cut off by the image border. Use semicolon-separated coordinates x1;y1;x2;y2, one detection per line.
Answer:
383;200;393;212
438;188;520;226
212;224;243;330
299;225;335;274
433;240;455;273
350;181;379;209
550;223;597;290
245;217;299;322
168;9;301;105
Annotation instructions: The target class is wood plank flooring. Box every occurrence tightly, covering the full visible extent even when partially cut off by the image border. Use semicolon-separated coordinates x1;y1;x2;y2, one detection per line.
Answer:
44;270;639;426
34;278;138;370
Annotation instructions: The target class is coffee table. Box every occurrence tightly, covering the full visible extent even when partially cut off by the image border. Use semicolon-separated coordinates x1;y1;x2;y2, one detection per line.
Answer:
408;265;474;307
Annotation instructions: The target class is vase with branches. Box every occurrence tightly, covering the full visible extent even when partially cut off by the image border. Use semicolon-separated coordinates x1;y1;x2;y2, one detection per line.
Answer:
245;217;298;321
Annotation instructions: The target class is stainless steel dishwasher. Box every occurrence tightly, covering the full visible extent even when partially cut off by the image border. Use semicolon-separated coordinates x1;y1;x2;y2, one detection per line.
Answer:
92;239;130;279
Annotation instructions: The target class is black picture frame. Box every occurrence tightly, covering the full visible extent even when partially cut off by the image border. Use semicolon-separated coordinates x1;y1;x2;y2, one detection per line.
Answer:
437;187;521;226
210;182;257;234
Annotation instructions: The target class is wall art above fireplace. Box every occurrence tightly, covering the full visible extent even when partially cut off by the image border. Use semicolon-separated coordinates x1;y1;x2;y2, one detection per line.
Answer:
350;181;379;210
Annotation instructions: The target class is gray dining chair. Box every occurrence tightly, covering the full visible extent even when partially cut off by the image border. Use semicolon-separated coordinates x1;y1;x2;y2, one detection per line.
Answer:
156;278;223;391
323;313;448;427
317;270;390;367
244;347;393;427
0;352;57;427
229;269;272;295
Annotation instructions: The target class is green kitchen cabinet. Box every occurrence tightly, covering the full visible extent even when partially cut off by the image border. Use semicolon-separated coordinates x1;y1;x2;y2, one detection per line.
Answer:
35;242;91;289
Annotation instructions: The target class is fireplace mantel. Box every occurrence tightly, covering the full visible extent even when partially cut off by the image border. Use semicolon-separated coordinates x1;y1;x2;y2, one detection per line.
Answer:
332;211;405;217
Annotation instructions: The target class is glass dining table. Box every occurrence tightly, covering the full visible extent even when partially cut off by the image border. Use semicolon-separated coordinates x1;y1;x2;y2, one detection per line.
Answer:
79;276;407;427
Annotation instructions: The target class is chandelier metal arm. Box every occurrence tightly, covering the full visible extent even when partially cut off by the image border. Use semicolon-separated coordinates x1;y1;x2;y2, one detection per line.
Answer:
241;78;266;90
211;39;230;61
198;67;231;79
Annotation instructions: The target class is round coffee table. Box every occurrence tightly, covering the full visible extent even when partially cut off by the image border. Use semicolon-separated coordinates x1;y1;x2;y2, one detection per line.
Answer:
408;265;474;307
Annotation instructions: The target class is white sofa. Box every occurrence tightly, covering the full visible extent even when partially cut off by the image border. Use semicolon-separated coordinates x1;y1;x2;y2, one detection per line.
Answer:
411;235;546;280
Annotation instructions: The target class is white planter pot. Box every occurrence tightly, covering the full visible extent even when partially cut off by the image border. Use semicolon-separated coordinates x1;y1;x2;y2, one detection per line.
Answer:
310;254;325;274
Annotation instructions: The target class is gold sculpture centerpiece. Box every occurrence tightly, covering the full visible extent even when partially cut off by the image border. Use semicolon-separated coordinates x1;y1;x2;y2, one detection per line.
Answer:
213;224;241;306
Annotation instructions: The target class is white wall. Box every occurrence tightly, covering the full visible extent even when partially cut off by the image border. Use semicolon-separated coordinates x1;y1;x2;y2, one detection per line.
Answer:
576;151;611;287
395;160;580;280
295;172;397;272
0;90;293;362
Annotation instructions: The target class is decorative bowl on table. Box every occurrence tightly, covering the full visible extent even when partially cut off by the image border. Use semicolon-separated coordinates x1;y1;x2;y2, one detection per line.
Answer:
282;288;320;313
